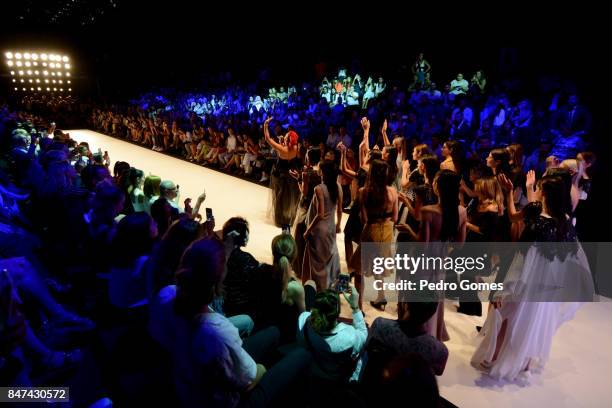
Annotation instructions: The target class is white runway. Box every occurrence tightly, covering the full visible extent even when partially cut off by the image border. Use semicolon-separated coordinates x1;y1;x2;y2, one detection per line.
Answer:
70;129;612;408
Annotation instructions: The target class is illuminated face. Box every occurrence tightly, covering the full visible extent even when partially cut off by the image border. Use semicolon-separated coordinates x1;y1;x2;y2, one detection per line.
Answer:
457;74;463;81
486;153;495;168
442;143;450;158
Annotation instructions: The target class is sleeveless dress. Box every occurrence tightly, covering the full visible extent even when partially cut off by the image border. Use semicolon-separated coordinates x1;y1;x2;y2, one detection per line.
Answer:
302;184;340;291
269;157;300;227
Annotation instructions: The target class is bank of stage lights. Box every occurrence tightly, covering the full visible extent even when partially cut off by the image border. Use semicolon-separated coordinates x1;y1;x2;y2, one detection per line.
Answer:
5;51;72;93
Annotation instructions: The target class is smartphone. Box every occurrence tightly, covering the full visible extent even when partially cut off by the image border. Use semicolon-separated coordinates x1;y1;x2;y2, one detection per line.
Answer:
335;274;350;293
281;224;291;235
205;207;213;221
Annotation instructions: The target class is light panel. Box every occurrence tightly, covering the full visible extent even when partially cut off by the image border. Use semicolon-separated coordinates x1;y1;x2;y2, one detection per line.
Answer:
4;49;74;93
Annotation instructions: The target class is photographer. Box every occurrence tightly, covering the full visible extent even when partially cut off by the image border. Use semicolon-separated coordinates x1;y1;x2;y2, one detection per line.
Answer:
296;285;367;384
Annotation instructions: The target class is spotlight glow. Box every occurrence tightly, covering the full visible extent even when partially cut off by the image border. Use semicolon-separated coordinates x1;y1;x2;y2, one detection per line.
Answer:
44;79;49;83
49;63;55;68
66;72;70;77
24;53;30;59
15;53;22;59
7;60;13;66
16;61;22;67
62;56;69;62
64;64;71;69
41;54;48;60
6;52;13;59
32;53;38;60
57;72;62;77
18;70;24;75
26;70;32;75
10;70;14;75
43;71;48;76
42;62;48;67
24;61;31;67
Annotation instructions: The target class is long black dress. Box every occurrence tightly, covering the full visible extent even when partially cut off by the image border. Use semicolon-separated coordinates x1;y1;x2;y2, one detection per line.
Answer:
270;157;301;227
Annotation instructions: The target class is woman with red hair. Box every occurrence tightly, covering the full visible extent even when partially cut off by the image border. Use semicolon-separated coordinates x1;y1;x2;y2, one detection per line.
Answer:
264;117;301;228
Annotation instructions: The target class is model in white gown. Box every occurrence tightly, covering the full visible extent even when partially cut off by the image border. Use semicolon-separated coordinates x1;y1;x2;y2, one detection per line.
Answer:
471;205;595;382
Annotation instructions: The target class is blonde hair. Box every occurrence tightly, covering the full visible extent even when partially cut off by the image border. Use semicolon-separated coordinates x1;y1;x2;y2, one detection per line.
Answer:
475;177;504;215
271;234;297;302
560;159;580;184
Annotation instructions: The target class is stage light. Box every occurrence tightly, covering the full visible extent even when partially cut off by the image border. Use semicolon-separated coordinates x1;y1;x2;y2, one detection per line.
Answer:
7;60;13;66
5;52;13;59
34;70;39;75
64;63;71;69
33;62;38;66
41;53;48;60
26;70;32;75
15;53;22;59
9;70;14;75
58;80;63;84
30;87;34;91
20;79;24;83
12;79;15;83
16;61;22;67
14;87;17;91
42;62;47;67
68;88;72;92
31;53;38;60
53;87;57;91
44;79;49;83
57;72;62;77
28;79;32;83
60;88;63;92
49;63;55;68
66;72;70;77
51;72;56;76
24;53;30;59
18;70;23;75
25;61;31;67
46;87;50;91
22;88;26;91
37;87;41;91
67;80;71;84
43;70;48;76
52;79;56;84
36;79;40;83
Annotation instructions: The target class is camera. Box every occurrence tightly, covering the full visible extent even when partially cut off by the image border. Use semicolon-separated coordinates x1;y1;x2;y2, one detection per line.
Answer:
334;274;350;293
205;207;213;221
281;224;291;235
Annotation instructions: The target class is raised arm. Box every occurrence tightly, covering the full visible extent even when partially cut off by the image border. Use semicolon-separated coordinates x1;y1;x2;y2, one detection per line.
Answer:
339;144;358;178
359;117;371;169
498;173;523;222
263;117;290;155
381;119;390;147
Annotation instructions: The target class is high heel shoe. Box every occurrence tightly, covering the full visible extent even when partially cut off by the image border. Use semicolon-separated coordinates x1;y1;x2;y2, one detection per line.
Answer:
370;299;388;311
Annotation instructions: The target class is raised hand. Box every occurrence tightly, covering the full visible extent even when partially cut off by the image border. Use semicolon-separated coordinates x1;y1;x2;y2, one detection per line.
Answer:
525;170;536;190
382;119;388;133
497;173;514;192
361;117;370;131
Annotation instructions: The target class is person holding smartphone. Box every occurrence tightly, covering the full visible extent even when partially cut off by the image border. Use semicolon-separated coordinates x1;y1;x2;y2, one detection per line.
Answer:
296;285;367;384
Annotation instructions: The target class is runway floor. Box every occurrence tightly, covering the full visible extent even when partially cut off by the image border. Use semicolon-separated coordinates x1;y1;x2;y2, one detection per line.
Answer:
70;129;612;408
